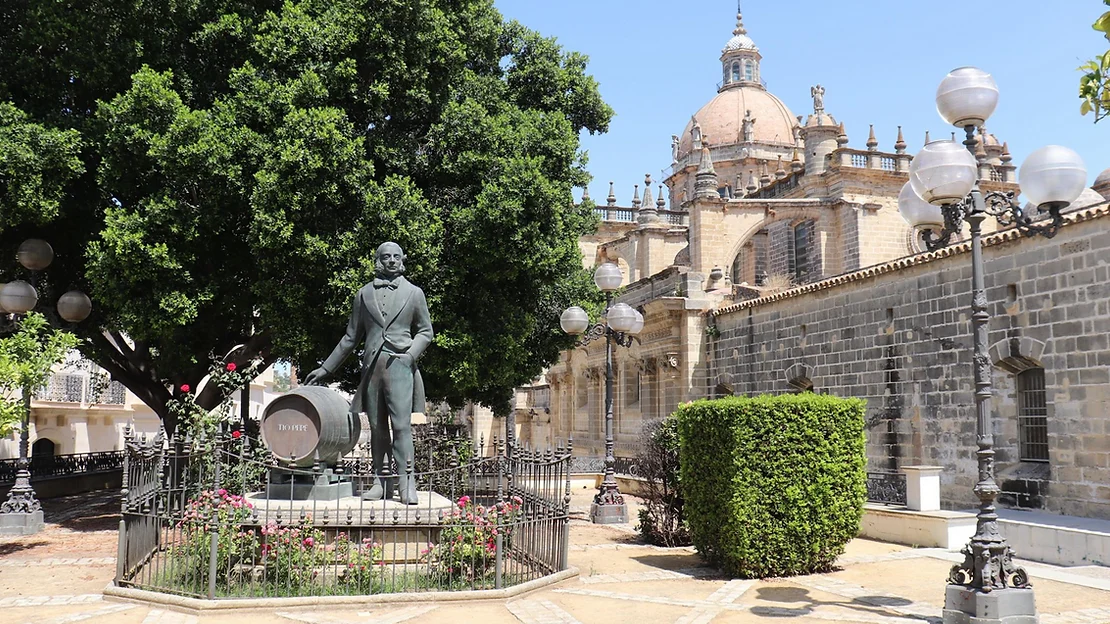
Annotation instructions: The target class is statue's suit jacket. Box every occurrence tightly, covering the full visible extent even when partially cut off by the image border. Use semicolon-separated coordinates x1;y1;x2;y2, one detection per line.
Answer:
320;277;433;415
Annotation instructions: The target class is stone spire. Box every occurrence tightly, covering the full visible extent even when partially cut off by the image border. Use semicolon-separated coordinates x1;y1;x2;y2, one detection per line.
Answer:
607;181;616;207
735;172;744;197
694;138;720;199
924;131;931;145
656;186;666;211
638;174;660;224
1000;142;1012;165
894;126;907;154
759;160;771;186
631;184;641;209
791;147;804;172
836;122;848;147
775;155;786;179
866;125;878;151
746;171;758;195
581;187;591;203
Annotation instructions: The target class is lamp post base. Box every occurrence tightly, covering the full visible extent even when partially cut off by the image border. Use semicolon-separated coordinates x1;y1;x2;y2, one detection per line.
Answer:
0;510;44;536
590;486;628;524
942;586;1037;624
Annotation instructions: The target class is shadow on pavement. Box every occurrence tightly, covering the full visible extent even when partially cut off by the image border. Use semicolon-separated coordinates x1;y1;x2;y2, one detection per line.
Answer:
753;586;939;623
40;489;121;532
631;553;714;573
0;540;48;556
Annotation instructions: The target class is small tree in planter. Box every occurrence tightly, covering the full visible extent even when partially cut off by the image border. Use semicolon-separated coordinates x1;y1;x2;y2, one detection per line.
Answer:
635;417;690;547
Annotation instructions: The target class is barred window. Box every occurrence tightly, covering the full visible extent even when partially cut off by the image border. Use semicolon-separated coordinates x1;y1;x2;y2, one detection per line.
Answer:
744;60;754;81
793;220;815;283
1017;368;1049;462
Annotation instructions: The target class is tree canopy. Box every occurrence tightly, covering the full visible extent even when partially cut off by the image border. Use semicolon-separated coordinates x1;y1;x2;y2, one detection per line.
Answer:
0;0;611;431
1080;0;1110;122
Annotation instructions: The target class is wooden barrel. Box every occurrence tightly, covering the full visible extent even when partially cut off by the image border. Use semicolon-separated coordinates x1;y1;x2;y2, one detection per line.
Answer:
261;386;358;468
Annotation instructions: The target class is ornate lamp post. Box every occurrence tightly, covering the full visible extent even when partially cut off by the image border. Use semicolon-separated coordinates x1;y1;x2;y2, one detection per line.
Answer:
0;239;92;536
898;67;1087;624
560;262;643;524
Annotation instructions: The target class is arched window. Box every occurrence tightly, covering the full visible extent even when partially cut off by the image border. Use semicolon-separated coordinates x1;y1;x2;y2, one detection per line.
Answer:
732;62;741;82
723;65;730;84
1017;368;1048;462
744;60;754;81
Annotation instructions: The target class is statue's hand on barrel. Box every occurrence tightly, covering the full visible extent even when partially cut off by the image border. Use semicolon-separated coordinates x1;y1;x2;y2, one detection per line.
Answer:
304;367;329;386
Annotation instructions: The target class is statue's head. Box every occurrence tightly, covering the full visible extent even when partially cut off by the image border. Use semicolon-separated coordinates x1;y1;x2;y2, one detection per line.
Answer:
375;242;405;278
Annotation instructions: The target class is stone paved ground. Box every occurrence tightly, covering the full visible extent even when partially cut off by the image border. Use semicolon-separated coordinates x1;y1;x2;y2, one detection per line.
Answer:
2;489;1110;624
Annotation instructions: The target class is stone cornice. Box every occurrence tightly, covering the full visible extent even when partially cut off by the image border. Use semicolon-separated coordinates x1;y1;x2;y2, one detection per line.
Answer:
713;201;1110;317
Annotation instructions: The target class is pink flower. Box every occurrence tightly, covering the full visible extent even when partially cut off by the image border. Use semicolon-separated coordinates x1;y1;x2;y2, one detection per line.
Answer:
180;384;191;393
303;537;315;547
226;362;237;372
231;430;242;439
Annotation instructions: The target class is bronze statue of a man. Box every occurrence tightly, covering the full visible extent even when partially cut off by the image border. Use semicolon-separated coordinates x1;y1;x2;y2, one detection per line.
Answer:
305;242;433;504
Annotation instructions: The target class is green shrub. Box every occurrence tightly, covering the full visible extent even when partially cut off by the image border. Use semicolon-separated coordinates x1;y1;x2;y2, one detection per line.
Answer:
636;417;691;547
675;394;866;578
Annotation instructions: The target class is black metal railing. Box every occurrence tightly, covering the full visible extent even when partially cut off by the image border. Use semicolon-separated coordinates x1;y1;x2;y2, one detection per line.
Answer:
116;428;572;599
0;450;125;483
866;471;907;506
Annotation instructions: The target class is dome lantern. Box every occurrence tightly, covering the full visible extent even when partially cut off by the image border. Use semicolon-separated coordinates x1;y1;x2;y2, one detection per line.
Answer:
720;3;762;91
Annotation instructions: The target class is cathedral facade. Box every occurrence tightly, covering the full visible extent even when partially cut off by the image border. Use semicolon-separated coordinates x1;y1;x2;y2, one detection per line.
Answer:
511;9;1110;519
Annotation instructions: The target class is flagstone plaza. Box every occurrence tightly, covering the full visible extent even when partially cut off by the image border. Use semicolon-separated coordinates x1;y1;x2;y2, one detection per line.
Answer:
3;489;1109;624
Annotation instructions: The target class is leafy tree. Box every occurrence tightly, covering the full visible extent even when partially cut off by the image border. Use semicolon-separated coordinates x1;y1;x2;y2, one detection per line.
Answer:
0;313;79;436
0;1;611;432
1080;0;1110;122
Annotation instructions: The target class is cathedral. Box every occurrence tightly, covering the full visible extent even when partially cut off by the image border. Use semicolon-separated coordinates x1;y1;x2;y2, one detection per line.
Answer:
502;7;1110;520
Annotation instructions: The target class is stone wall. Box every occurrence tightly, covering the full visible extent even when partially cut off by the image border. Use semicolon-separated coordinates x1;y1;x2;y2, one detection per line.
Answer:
710;205;1110;519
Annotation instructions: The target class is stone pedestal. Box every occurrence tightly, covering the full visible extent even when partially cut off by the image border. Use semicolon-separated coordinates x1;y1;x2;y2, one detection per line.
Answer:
902;465;943;512
0;510;44;536
942;586;1037;624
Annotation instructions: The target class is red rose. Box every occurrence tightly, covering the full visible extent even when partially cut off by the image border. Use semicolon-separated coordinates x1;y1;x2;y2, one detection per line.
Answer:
180;384;191;393
231;430;242;439
226;362;237;372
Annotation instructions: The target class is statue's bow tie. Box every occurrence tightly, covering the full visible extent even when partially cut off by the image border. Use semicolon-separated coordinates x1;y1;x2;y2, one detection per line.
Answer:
373;278;398;289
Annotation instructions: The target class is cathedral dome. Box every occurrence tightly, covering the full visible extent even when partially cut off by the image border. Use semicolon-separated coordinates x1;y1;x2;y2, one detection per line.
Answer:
680;86;798;155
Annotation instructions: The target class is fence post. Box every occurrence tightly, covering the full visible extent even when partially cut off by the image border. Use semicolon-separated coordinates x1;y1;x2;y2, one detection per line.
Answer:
207;432;224;600
115;426;132;585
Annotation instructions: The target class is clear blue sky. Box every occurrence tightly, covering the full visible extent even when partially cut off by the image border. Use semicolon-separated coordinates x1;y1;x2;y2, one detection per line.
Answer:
494;0;1108;204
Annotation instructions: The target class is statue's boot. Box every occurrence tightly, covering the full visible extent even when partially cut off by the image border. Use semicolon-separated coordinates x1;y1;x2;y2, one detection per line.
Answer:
398;474;419;505
361;478;385;501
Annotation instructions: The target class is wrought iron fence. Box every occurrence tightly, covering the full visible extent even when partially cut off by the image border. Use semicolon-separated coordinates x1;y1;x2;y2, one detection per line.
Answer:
569;456;638;477
0;450;125;483
866;471;907;506
115;427;572;599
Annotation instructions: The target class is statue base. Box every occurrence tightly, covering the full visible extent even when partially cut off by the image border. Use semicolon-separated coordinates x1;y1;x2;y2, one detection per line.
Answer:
266;468;353;501
942;586;1037;624
244;491;456;563
0;510;44;536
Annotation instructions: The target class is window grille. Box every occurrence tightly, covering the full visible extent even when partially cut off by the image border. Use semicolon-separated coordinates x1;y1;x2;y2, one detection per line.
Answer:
1017;368;1049;462
793;221;814;283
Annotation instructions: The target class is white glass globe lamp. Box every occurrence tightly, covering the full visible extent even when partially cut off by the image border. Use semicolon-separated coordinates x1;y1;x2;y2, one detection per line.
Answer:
0;281;38;315
57;290;93;323
560;306;589;335
1019;145;1088;208
935;67;999;128
593;263;623;292
606;303;637;333
909;140;978;206
897;182;945;228
628;310;644;335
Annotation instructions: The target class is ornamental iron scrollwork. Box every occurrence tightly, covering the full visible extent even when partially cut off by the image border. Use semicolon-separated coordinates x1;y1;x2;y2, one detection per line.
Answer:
865;471;907;506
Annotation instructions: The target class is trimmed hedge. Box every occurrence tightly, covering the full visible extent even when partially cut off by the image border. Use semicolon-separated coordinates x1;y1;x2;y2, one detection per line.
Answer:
675;394;866;578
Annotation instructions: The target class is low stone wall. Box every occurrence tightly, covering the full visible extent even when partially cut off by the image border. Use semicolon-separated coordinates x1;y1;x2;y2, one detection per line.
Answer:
0;469;122;500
